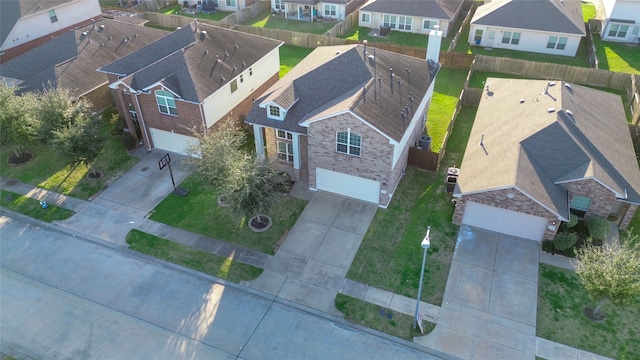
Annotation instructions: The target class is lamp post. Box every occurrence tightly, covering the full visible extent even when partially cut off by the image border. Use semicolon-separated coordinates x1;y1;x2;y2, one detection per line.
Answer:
413;226;431;330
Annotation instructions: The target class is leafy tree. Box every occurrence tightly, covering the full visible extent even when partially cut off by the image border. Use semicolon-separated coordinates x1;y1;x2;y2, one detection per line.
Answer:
573;235;640;320
51;112;105;176
35;86;93;144
0;84;39;157
588;217;611;241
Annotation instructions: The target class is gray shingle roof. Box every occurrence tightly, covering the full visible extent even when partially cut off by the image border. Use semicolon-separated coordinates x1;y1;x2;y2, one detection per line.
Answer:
471;0;586;35
246;44;439;141
456;78;640;219
360;0;464;20
99;22;283;103
0;18;167;98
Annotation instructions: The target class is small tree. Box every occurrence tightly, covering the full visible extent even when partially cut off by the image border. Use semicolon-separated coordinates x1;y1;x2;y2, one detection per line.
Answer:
588;217;611;241
553;232;578;251
51;112;106;176
573;235;640;321
35;86;92;144
0;84;39;158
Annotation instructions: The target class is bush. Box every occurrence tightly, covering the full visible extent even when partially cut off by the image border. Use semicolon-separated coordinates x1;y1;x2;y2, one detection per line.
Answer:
588;217;611;241
109;113;124;136
120;133;137;151
567;213;578;228
553;232;578;251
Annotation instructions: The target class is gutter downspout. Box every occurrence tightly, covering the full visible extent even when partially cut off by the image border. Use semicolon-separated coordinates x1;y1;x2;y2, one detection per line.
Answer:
134;91;152;152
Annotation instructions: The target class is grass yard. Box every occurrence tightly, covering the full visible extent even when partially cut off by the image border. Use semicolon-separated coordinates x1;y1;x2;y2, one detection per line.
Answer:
537;264;640;359
279;45;313;78
593;35;640;75
0;190;75;223
581;1;596;22
340;26;443;49
159;4;232;22
0;108;138;200
426;67;469;153
243;10;336;35
149;175;307;255
346;106;477;306
335;294;435;341
126;230;263;282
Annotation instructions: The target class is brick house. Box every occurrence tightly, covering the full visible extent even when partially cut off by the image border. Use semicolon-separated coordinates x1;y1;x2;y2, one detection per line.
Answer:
0;18;167;111
246;31;442;207
98;21;283;154
453;78;640;242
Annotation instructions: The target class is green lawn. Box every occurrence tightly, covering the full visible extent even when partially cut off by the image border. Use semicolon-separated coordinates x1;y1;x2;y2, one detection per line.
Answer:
593;35;640;74
341;26;437;48
427;67;469;153
582;1;596;22
346;106;477;306
126;229;263;282
537;264;640;359
279;44;313;78
149;175;307;255
0;108;139;200
159;4;232;22
0;190;75;223
243;10;336;35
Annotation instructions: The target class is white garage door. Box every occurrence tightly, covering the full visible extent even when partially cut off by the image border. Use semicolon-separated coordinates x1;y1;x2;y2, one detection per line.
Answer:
461;201;548;242
316;168;380;204
149;128;198;156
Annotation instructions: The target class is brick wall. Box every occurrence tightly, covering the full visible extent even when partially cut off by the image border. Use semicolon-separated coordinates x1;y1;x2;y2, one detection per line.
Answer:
562;179;617;219
307;113;394;206
84;84;113;112
453;188;560;240
263;127;309;181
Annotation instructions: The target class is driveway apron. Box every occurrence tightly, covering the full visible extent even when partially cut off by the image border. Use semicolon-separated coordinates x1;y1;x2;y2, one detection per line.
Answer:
415;225;540;360
241;191;377;316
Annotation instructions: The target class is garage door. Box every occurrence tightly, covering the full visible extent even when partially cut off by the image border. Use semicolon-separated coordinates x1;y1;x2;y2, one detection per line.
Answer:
461;201;548;242
149;128;198;156
316;168;380;204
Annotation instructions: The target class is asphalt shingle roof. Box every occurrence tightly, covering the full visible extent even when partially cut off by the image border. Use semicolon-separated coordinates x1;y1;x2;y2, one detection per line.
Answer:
471;0;586;35
359;0;463;20
100;22;283;103
456;78;640;218
246;44;439;141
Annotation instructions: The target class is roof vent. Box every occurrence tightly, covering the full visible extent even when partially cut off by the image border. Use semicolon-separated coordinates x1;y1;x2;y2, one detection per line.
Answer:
566;109;573;116
82;31;88;36
336;50;341;55
100;25;105;29
368;55;375;66
548;107;556;113
519;98;525;104
548;81;556;86
564;83;572;89
200;30;207;40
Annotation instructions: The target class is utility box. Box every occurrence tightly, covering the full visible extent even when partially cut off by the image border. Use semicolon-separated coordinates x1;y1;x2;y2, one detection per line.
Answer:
419;135;432;151
445;167;459;193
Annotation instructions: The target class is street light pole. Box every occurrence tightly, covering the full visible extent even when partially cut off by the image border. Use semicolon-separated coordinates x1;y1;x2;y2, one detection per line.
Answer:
413;226;431;330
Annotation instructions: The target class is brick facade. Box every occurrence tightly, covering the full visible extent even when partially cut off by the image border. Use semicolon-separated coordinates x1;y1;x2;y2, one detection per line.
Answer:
263;127;309;180
453;188;560;240
561;179;617;219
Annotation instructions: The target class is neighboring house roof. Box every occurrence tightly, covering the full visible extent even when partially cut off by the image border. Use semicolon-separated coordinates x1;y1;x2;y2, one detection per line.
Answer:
246;44;440;142
456;78;640;219
0;18;167;98
99;22;283;103
359;0;463;20
1;0;74;48
472;0;586;35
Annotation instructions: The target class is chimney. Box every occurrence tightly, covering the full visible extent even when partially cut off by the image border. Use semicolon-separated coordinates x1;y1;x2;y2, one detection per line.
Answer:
426;25;442;63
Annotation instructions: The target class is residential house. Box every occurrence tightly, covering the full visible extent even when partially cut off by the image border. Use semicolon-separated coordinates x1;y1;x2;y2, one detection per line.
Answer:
271;0;364;21
469;0;586;57
600;0;640;43
0;17;167;111
1;0;102;62
245;31;442;206
453;78;640;242
184;0;253;13
98;21;283;155
357;0;464;37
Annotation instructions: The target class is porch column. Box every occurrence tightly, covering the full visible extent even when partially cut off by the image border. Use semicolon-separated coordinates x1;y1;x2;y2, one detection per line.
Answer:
253;124;265;159
292;133;301;170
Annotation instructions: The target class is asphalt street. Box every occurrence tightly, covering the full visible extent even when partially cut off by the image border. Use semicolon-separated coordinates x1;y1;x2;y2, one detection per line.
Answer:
0;212;443;360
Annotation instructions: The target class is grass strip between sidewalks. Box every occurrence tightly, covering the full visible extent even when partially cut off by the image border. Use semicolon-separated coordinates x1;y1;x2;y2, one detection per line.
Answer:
0;190;75;223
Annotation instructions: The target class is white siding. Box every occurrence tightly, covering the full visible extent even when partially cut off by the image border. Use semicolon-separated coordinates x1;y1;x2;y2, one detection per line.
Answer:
358;12;452;37
468;25;583;57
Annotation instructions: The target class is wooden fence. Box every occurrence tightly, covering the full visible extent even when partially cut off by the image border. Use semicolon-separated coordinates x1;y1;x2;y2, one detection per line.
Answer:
325;10;359;38
218;0;270;25
447;0;477;52
408;147;440;171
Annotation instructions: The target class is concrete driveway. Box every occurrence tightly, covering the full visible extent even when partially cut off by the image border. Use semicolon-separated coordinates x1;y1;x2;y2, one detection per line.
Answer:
415;226;540;360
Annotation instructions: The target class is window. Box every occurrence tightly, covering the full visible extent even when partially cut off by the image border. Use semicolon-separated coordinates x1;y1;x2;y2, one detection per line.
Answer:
269;105;280;117
336;130;361;156
127;103;138;121
474;29;483;43
48;9;58;23
155;90;177;116
249;67;253;76
230;79;238;93
225;0;236;7
488;31;494;40
570;195;592;218
239;74;244;83
361;13;371;23
276;129;293;140
383;15;397;29
398;16;412;31
423;19;437;30
324;4;337;17
608;24;629;38
502;31;521;45
274;0;284;11
547;36;567;49
277;142;294;162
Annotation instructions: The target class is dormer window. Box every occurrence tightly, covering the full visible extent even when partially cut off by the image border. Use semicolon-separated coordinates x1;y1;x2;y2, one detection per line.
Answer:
269;105;281;118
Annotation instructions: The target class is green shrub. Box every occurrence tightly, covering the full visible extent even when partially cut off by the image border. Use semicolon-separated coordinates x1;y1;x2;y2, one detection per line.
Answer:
109;113;124;136
588;217;611;240
567;213;578;228
120;133;137;151
553;232;578;251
